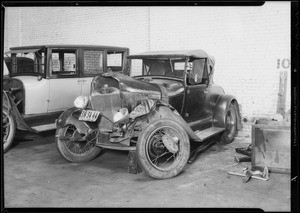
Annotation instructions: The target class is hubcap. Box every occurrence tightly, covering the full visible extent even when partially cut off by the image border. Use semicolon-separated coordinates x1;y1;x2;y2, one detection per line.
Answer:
146;126;182;171
63;125;94;155
226;108;236;138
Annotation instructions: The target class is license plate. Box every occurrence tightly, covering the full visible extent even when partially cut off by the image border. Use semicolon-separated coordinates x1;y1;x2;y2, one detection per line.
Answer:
79;110;100;122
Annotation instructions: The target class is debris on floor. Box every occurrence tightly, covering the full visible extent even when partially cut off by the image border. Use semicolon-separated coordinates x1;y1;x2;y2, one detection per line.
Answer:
188;140;215;164
235;144;252;156
234;144;252;163
228;166;269;183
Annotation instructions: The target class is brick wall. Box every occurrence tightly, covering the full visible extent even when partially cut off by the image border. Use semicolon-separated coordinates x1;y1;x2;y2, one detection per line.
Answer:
3;2;291;120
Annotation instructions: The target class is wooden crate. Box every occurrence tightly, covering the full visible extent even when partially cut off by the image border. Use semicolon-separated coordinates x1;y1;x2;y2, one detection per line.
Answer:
251;119;290;173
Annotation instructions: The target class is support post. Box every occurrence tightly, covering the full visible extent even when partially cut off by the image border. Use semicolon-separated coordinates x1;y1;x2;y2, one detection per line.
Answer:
128;150;143;174
276;70;287;117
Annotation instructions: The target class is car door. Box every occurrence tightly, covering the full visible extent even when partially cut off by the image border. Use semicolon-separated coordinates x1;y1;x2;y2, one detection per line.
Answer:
184;58;210;124
48;49;81;112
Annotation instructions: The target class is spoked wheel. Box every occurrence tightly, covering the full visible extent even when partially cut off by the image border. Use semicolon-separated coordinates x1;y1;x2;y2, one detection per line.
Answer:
2;108;16;153
137;119;190;179
220;103;237;144
56;124;102;163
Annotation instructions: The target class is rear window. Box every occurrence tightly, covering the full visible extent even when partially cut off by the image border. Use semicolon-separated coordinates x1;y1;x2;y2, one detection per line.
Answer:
107;51;124;72
6;50;46;76
83;50;104;75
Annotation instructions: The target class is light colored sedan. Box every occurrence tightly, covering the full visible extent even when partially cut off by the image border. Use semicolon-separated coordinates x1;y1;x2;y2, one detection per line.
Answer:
3;44;129;152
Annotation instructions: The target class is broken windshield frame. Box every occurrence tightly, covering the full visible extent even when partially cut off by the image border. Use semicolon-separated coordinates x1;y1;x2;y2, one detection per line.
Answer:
130;58;187;79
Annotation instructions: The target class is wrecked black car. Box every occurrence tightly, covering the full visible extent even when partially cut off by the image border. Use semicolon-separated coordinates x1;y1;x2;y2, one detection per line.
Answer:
55;49;242;179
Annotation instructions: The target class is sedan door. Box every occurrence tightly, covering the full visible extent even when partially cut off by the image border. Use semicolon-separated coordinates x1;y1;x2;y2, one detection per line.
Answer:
48;49;81;112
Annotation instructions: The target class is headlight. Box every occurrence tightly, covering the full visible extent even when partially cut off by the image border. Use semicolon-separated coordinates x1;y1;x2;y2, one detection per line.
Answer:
74;95;89;109
113;108;129;123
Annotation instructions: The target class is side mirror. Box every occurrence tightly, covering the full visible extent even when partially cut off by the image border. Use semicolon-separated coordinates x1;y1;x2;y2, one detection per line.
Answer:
37;75;43;81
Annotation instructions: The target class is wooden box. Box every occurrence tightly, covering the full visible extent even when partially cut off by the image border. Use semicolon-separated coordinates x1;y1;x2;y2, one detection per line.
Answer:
251;119;290;173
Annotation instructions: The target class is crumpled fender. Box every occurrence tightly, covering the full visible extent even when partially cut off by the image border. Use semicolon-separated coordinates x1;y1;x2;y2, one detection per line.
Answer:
135;99;201;141
2;90;37;132
56;107;91;135
213;94;243;130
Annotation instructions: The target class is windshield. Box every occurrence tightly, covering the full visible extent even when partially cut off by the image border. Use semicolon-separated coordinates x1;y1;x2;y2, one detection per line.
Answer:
130;58;186;78
5;49;46;76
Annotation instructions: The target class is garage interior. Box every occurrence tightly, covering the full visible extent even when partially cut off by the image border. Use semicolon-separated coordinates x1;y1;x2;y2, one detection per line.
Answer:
2;2;296;212
3;126;291;210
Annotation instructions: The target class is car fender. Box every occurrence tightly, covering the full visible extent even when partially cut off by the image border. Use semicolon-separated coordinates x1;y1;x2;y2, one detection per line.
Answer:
56;107;91;135
141;100;200;141
213;94;242;130
2;90;37;132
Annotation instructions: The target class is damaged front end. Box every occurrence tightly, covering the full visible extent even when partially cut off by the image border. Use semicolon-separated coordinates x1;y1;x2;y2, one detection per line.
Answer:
96;98;169;148
56;72;195;152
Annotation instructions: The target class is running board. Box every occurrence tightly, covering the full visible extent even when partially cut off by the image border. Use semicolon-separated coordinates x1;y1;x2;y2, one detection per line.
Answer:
31;123;56;132
194;127;225;141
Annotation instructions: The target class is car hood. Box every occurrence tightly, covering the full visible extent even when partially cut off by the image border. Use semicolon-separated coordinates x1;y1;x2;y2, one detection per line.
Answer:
92;72;165;111
95;72;162;96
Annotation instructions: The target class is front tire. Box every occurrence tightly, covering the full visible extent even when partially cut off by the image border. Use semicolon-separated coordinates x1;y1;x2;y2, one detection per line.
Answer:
220;103;237;144
3;108;16;153
56;124;102;163
137;119;190;179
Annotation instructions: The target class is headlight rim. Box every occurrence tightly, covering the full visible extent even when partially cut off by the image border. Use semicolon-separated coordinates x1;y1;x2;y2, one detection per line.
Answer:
74;95;89;109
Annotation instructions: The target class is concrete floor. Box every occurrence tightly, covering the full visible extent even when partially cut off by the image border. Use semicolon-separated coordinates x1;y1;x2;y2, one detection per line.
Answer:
3;126;290;211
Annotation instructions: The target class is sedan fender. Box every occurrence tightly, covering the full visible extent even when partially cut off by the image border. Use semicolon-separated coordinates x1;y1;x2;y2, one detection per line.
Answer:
2;90;37;132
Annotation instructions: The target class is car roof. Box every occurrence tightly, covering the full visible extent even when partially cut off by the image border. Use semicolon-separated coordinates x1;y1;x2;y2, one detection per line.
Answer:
128;49;211;59
128;49;215;66
7;44;129;51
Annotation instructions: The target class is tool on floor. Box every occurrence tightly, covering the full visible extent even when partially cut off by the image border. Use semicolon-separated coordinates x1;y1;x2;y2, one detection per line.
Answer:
228;167;269;182
234;155;251;163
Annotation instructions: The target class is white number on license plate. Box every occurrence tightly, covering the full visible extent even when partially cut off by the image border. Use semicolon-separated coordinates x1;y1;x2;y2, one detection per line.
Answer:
79;110;100;122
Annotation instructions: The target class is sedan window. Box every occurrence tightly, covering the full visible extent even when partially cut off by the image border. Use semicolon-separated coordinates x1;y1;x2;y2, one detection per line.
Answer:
6;50;46;76
51;50;77;76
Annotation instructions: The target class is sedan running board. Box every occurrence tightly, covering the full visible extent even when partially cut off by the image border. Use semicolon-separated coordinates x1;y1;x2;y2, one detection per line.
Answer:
31;123;56;132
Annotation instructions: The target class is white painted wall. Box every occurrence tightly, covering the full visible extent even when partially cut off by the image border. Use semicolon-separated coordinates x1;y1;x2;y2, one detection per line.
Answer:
3;2;291;119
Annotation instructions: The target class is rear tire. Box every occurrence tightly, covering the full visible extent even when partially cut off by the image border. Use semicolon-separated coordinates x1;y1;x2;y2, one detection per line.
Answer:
56;124;102;163
220;103;237;144
137;119;190;179
3;108;16;153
